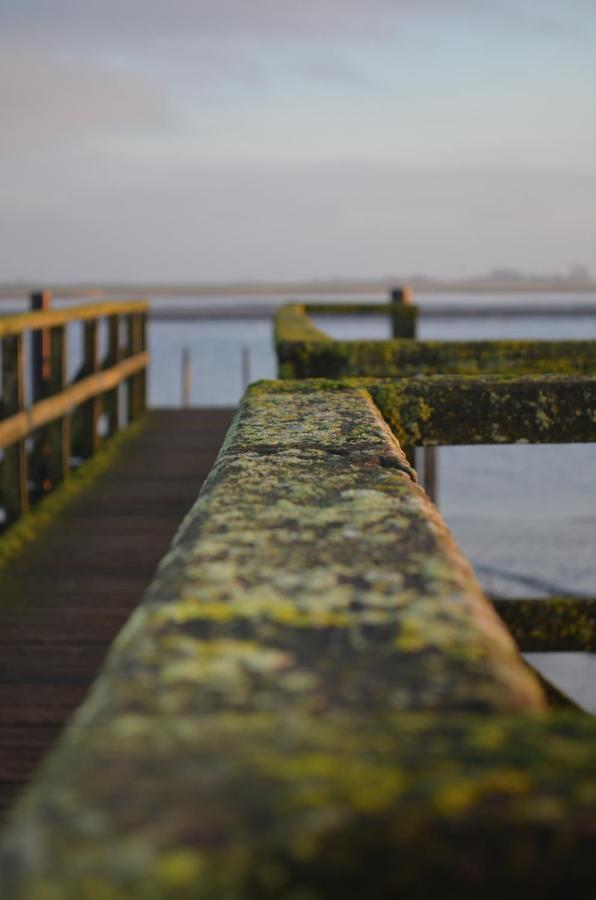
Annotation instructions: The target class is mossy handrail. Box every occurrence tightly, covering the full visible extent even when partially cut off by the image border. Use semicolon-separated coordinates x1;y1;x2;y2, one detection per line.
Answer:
1;299;149;527
274;302;596;379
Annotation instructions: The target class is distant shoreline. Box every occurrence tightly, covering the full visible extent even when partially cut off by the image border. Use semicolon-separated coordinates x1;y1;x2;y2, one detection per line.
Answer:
1;279;596;300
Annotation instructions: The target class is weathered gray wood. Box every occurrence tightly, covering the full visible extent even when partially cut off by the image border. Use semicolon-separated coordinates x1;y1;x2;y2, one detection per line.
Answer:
1;335;28;523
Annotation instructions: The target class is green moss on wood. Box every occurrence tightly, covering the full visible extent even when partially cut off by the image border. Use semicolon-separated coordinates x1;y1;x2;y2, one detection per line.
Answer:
2;712;596;899
274;304;596;379
493;596;596;651
369;374;596;446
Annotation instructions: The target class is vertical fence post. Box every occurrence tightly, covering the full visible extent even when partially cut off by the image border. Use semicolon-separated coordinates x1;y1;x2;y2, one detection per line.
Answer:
29;290;53;499
389;286;437;501
46;325;70;489
139;311;147;413
105;315;120;437
181;349;191;408
390;286;417;468
1;334;28;524
126;314;144;422
80;320;100;457
424;446;438;505
389;285;417;339
30;290;52;402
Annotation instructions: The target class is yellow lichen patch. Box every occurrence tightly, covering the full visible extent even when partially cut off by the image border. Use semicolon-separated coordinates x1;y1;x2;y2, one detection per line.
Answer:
155;851;206;888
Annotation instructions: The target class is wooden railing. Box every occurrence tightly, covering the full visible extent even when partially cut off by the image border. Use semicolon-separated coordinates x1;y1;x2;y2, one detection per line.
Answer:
0;299;149;527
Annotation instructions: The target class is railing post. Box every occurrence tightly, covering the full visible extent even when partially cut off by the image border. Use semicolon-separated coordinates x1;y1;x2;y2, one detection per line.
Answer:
389;285;437;502
104;315;121;437
30;289;52;402
126;313;144;422
139;311;147;413
80;320;100;457
389;285;417;339
46;325;70;489
1;334;28;524
390;286;417;469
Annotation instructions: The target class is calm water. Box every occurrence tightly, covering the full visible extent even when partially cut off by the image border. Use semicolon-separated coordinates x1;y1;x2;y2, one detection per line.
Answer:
2;292;595;708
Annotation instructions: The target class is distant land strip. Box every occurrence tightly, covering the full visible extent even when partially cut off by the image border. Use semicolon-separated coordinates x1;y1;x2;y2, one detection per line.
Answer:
2;278;596;299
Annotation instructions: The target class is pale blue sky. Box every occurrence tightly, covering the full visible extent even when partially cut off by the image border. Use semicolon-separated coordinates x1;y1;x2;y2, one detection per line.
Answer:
1;1;595;281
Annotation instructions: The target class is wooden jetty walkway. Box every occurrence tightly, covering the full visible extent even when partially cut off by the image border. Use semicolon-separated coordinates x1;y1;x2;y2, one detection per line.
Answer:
1;289;595;897
0;407;234;817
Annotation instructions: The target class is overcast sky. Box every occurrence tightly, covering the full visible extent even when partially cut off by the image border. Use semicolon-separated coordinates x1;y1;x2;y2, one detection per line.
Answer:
1;1;595;282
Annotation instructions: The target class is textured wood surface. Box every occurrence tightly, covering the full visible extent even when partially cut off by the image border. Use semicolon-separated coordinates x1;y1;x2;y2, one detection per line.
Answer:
0;408;234;818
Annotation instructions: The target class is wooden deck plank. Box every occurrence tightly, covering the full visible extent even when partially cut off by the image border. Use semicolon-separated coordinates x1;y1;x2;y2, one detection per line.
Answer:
0;408;234;819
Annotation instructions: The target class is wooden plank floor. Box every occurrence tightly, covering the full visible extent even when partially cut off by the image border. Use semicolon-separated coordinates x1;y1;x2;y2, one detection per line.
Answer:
0;408;235;819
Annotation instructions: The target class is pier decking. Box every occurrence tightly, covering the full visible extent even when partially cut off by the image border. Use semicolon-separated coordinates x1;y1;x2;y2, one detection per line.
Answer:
0;408;234;817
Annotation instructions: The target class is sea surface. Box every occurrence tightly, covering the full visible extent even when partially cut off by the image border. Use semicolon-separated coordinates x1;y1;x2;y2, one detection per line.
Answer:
1;291;595;709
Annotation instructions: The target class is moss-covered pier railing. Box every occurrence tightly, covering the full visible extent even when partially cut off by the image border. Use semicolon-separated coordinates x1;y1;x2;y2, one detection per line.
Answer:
2;381;595;898
0;299;149;528
275;301;596;379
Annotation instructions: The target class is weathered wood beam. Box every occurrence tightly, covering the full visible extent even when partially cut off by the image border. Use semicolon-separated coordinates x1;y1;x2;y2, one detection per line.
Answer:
493;596;596;651
275;304;596;378
0;300;149;338
370;374;596;446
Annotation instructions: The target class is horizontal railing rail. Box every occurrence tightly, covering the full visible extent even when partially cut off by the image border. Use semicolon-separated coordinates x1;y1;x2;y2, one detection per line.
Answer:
0;296;149;528
0;300;148;337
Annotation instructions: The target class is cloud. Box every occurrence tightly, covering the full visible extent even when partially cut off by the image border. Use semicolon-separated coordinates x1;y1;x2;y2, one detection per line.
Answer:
0;45;172;155
3;1;590;49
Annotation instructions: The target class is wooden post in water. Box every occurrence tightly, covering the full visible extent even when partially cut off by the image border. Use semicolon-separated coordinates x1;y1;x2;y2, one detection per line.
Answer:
1;333;28;523
181;349;191;408
241;346;251;390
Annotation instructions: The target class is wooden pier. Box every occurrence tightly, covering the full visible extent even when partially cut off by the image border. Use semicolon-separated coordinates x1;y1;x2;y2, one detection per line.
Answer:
1;289;595;896
0;407;234;817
